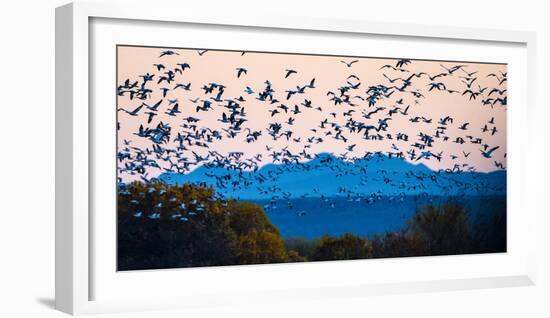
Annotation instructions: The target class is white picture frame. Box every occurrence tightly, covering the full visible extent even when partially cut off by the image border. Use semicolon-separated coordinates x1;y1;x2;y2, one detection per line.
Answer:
55;1;537;315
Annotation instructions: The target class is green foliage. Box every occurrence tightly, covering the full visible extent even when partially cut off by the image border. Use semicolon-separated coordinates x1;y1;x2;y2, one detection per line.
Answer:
311;233;372;261
118;182;506;270
229;201;287;264
284;237;319;260
405;203;475;255
370;232;419;258
307;202;505;261
118;181;289;270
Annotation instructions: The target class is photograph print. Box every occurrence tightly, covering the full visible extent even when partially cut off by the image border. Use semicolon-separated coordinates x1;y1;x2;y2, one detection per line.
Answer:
116;45;507;271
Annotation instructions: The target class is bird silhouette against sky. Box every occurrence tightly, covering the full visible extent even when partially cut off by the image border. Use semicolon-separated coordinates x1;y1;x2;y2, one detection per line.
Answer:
116;46;507;219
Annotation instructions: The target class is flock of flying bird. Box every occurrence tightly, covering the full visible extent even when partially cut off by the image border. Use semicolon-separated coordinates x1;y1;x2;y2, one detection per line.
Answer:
117;48;507;219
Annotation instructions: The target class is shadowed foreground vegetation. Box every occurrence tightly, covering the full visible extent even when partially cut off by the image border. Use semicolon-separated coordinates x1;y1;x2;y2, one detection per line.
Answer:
118;182;506;270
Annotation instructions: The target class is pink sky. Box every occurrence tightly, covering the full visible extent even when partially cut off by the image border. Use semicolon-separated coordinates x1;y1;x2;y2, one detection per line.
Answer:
116;46;507;182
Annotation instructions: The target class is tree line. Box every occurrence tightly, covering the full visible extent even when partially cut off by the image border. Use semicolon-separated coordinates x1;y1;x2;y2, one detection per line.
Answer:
118;182;506;270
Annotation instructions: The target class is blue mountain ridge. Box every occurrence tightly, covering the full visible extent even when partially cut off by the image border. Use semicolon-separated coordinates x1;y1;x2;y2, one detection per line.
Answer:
159;153;506;200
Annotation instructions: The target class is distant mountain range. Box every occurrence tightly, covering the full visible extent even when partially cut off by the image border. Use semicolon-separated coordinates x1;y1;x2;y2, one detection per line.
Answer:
159;153;506;200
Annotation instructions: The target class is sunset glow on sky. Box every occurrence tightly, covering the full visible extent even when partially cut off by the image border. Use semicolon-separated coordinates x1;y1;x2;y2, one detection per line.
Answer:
116;46;507;182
